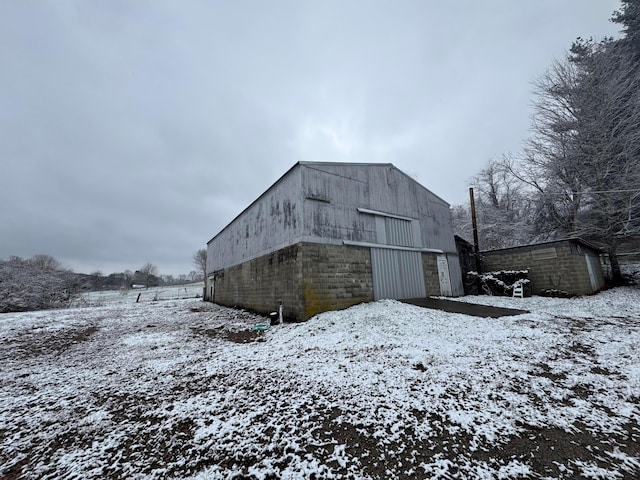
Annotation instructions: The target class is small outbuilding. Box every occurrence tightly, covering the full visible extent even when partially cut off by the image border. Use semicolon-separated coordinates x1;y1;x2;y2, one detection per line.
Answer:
481;238;605;296
205;162;463;321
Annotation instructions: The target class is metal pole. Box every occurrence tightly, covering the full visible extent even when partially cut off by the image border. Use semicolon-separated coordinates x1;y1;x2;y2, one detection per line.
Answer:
469;187;482;274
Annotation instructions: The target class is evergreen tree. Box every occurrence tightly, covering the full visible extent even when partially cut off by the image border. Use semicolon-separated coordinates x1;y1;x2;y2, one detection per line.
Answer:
611;0;640;56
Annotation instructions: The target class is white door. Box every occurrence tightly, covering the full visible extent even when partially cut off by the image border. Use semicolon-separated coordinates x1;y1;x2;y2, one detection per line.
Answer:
207;276;215;301
437;255;453;296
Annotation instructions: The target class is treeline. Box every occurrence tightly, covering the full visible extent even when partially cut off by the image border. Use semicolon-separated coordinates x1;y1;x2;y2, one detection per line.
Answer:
453;1;640;284
0;255;204;313
88;266;203;292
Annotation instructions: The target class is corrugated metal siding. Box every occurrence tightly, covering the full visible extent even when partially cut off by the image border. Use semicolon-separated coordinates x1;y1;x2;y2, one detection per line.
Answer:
384;217;414;247
299;163;458;253
209;162;460;274
208;166;303;272
371;248;426;300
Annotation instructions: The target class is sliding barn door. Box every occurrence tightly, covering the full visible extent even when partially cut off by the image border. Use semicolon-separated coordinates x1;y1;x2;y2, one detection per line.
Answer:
371;248;426;300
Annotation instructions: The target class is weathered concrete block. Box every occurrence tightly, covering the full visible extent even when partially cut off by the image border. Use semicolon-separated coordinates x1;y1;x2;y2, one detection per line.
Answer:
213;242;374;321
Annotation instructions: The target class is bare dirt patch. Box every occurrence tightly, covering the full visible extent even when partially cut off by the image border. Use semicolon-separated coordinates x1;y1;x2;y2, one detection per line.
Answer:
190;325;265;343
1;324;99;361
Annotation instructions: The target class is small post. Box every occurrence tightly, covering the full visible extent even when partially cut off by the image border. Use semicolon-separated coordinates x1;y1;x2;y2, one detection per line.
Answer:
469;187;482;274
136;293;142;303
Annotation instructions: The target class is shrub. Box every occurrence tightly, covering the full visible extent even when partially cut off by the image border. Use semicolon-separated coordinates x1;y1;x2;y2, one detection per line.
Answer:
0;256;81;313
466;270;530;296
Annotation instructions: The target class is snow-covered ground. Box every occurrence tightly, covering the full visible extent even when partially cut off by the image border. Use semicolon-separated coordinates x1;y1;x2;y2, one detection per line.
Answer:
74;282;204;307
1;287;639;479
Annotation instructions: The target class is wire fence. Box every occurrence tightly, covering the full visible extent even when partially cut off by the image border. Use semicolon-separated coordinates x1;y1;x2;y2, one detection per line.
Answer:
74;283;205;307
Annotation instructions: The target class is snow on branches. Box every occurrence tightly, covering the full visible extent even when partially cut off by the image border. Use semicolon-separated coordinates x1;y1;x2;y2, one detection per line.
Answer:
0;256;81;313
466;270;530;296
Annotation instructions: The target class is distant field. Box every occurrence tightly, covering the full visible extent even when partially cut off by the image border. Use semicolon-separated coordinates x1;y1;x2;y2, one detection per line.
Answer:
76;282;205;306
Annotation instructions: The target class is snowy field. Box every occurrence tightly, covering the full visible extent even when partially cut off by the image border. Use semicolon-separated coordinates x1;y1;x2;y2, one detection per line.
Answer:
74;282;205;307
1;287;639;479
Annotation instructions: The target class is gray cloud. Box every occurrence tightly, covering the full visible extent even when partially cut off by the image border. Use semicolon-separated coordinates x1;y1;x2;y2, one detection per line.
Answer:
0;0;621;275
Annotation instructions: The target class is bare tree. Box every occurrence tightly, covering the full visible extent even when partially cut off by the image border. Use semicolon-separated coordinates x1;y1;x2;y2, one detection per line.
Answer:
455;159;533;251
576;40;640;244
457;5;640;283
29;254;63;271
499;52;589;241
523;39;640;282
611;0;640;58
90;270;103;290
192;249;207;280
136;262;160;288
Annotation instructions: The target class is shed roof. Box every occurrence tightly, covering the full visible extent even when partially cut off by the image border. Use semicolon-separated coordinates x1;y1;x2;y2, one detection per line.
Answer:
481;238;604;255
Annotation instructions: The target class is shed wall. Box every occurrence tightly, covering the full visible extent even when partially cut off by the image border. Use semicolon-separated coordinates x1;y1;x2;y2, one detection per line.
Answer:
208;163;459;271
482;243;604;295
301;243;374;319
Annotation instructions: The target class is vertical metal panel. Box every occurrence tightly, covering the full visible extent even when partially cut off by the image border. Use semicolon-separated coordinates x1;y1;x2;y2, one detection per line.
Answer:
375;216;387;245
372;248;426;300
384;217;413;247
411;220;422;248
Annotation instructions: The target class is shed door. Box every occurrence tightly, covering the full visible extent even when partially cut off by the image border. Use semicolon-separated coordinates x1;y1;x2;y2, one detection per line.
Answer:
437;254;453;296
207;276;215;301
371;248;426;300
585;255;603;291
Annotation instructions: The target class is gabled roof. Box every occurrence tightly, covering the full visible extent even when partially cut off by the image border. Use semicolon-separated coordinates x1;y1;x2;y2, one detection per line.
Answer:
207;161;449;244
298;161;450;207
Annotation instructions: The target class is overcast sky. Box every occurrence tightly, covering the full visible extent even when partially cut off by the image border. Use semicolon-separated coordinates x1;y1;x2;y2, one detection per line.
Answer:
1;1;622;276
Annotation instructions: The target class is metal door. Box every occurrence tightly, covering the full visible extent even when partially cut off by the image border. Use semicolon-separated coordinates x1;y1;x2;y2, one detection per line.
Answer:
585;255;603;291
371;248;426;300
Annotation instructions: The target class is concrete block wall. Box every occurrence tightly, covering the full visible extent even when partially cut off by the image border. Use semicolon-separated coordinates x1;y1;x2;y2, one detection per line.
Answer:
213;243;303;320
482;245;595;295
301;243;374;319
422;253;441;296
213;242;374;321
